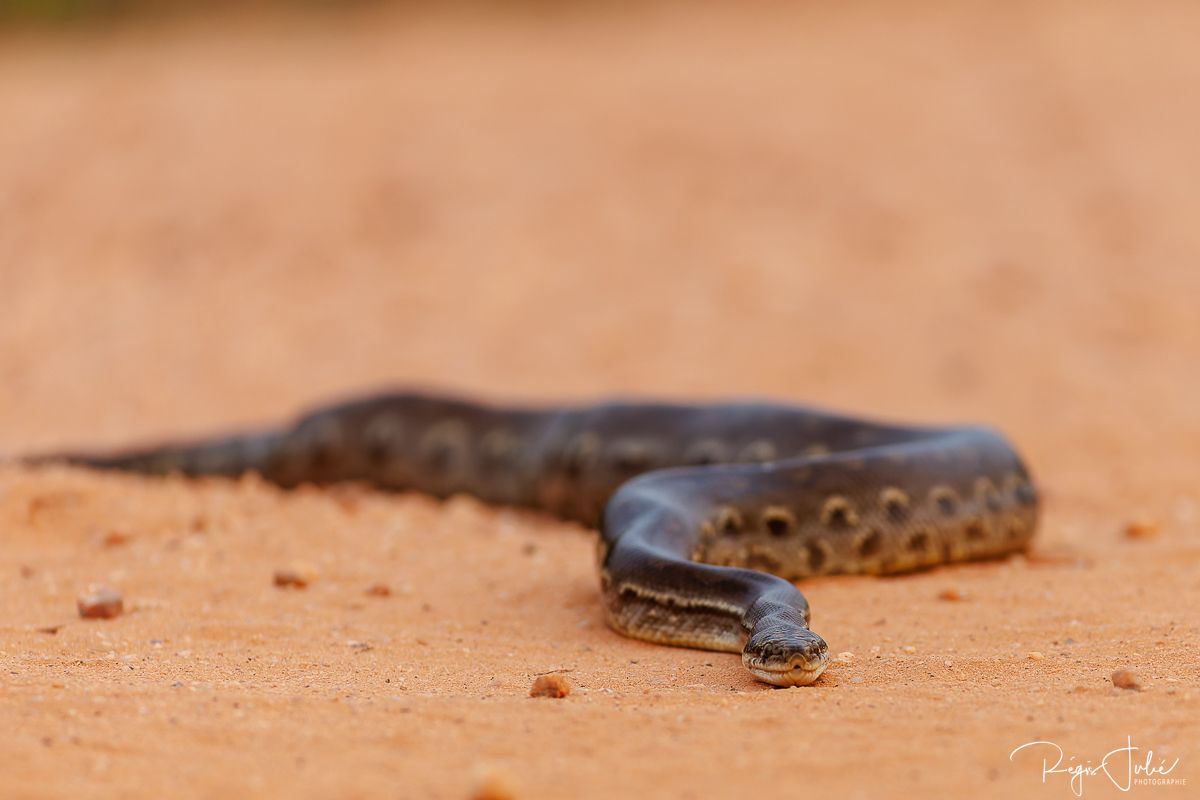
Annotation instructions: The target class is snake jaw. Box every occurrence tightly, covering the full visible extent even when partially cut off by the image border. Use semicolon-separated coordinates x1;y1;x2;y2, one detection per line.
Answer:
742;630;830;687
743;654;829;687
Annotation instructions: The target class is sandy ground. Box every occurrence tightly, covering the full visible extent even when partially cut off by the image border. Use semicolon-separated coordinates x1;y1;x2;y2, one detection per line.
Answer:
2;2;1199;798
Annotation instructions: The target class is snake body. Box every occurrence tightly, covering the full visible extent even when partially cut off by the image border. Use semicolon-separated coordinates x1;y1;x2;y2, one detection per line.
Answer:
37;391;1039;686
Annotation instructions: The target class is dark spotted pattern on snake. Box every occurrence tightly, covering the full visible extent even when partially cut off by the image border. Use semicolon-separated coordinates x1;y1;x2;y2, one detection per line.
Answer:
30;391;1039;686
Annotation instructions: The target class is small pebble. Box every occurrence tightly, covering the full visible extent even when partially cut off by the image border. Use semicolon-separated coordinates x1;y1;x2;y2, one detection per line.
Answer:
101;530;132;548
937;587;967;601
849;675;863;684
273;563;318;589
1123;518;1159;540
1027;651;1045;661
836;651;855;664
529;674;571;698
364;583;392;597
77;585;123;619
901;645;917;654
1111;669;1143;691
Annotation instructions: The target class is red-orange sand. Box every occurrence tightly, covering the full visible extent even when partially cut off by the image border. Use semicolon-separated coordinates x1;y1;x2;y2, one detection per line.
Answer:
1;3;1197;798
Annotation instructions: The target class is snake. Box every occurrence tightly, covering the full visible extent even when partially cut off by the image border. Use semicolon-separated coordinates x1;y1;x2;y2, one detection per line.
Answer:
27;391;1039;686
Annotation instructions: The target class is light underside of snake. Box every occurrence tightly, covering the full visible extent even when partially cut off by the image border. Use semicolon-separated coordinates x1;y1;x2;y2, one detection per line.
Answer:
29;392;1039;687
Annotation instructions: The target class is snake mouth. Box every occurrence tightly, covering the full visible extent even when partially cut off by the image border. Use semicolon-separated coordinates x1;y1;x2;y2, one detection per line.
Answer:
743;653;830;687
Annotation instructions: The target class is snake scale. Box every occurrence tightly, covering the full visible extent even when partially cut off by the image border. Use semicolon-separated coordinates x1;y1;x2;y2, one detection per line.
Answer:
34;391;1039;686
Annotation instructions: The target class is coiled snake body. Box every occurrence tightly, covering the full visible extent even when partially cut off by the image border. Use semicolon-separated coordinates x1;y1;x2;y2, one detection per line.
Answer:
37;392;1039;686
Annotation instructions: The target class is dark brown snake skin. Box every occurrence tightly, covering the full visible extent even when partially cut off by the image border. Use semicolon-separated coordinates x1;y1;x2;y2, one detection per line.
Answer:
33;391;1039;686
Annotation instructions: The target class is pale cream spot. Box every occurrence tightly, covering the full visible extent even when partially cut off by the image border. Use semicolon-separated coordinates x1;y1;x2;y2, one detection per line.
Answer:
684;438;729;466
480;428;518;461
879;486;910;521
738;439;777;463
612;581;745;617
929;485;960;516
714;506;744;535
742;543;783;572
819;495;859;528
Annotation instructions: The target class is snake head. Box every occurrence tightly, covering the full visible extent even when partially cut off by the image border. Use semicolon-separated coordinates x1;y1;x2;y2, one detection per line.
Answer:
742;627;830;687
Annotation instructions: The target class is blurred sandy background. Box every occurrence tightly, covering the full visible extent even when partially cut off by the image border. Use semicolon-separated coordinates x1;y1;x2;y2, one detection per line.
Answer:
1;2;1197;798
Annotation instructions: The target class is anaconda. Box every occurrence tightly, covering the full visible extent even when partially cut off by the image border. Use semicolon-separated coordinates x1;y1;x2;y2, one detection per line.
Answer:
30;391;1039;686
